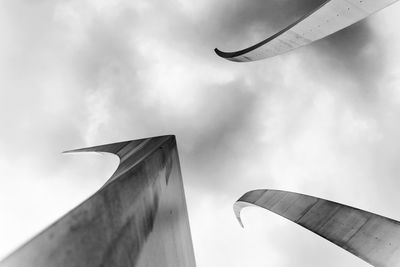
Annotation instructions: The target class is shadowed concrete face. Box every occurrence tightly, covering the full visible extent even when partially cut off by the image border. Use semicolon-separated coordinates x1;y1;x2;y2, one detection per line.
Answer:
215;0;399;62
235;189;400;267
0;135;196;267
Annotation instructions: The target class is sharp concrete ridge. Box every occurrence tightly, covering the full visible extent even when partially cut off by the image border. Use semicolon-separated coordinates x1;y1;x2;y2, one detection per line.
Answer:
234;189;400;267
0;135;196;267
215;0;399;62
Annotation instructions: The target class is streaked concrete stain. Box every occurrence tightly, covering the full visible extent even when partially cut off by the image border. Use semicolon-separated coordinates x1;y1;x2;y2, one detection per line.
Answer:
235;189;400;267
0;135;196;267
215;0;399;62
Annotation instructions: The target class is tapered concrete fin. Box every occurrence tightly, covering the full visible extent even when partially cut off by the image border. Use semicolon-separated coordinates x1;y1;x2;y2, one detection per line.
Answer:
233;201;255;228
63;135;175;187
235;189;400;267
0;135;196;267
216;0;399;62
63;135;174;157
233;189;266;228
62;140;131;155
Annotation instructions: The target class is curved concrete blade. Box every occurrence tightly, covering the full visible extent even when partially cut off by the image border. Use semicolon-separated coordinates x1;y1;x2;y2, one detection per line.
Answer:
215;0;399;62
0;135;196;267
234;189;400;267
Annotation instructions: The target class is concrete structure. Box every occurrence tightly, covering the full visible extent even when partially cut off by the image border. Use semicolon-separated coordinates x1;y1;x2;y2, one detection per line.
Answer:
234;189;400;267
0;135;196;267
215;0;399;62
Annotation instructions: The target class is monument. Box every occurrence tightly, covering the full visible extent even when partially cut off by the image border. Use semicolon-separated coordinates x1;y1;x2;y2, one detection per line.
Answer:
0;135;196;267
234;189;400;267
215;0;400;62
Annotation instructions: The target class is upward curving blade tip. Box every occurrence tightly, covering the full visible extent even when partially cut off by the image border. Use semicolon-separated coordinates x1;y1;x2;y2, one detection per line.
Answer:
214;48;226;58
234;201;252;228
214;47;250;62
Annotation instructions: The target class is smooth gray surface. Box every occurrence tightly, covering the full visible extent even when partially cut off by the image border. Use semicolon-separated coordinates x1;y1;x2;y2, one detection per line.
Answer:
0;135;196;267
215;0;399;62
235;189;400;267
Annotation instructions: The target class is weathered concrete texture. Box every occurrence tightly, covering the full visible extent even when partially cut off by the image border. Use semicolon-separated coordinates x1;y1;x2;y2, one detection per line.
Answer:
215;0;399;62
235;189;400;267
0;135;196;267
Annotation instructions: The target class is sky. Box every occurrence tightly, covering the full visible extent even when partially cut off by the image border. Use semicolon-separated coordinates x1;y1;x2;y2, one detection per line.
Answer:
1;0;400;266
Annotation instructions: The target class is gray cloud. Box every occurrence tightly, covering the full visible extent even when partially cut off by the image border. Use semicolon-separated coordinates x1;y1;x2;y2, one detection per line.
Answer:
1;0;399;266
303;20;387;104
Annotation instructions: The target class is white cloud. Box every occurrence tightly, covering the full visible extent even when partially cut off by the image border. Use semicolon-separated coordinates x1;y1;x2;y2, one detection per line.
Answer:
1;1;400;266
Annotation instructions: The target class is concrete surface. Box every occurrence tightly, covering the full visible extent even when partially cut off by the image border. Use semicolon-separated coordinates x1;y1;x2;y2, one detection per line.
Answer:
234;189;400;267
215;0;399;62
0;135;196;267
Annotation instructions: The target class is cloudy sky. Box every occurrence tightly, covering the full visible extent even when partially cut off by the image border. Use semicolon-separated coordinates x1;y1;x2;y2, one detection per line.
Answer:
1;0;400;266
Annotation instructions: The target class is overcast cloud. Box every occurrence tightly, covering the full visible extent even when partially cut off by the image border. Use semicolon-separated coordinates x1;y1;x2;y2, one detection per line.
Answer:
1;0;400;266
